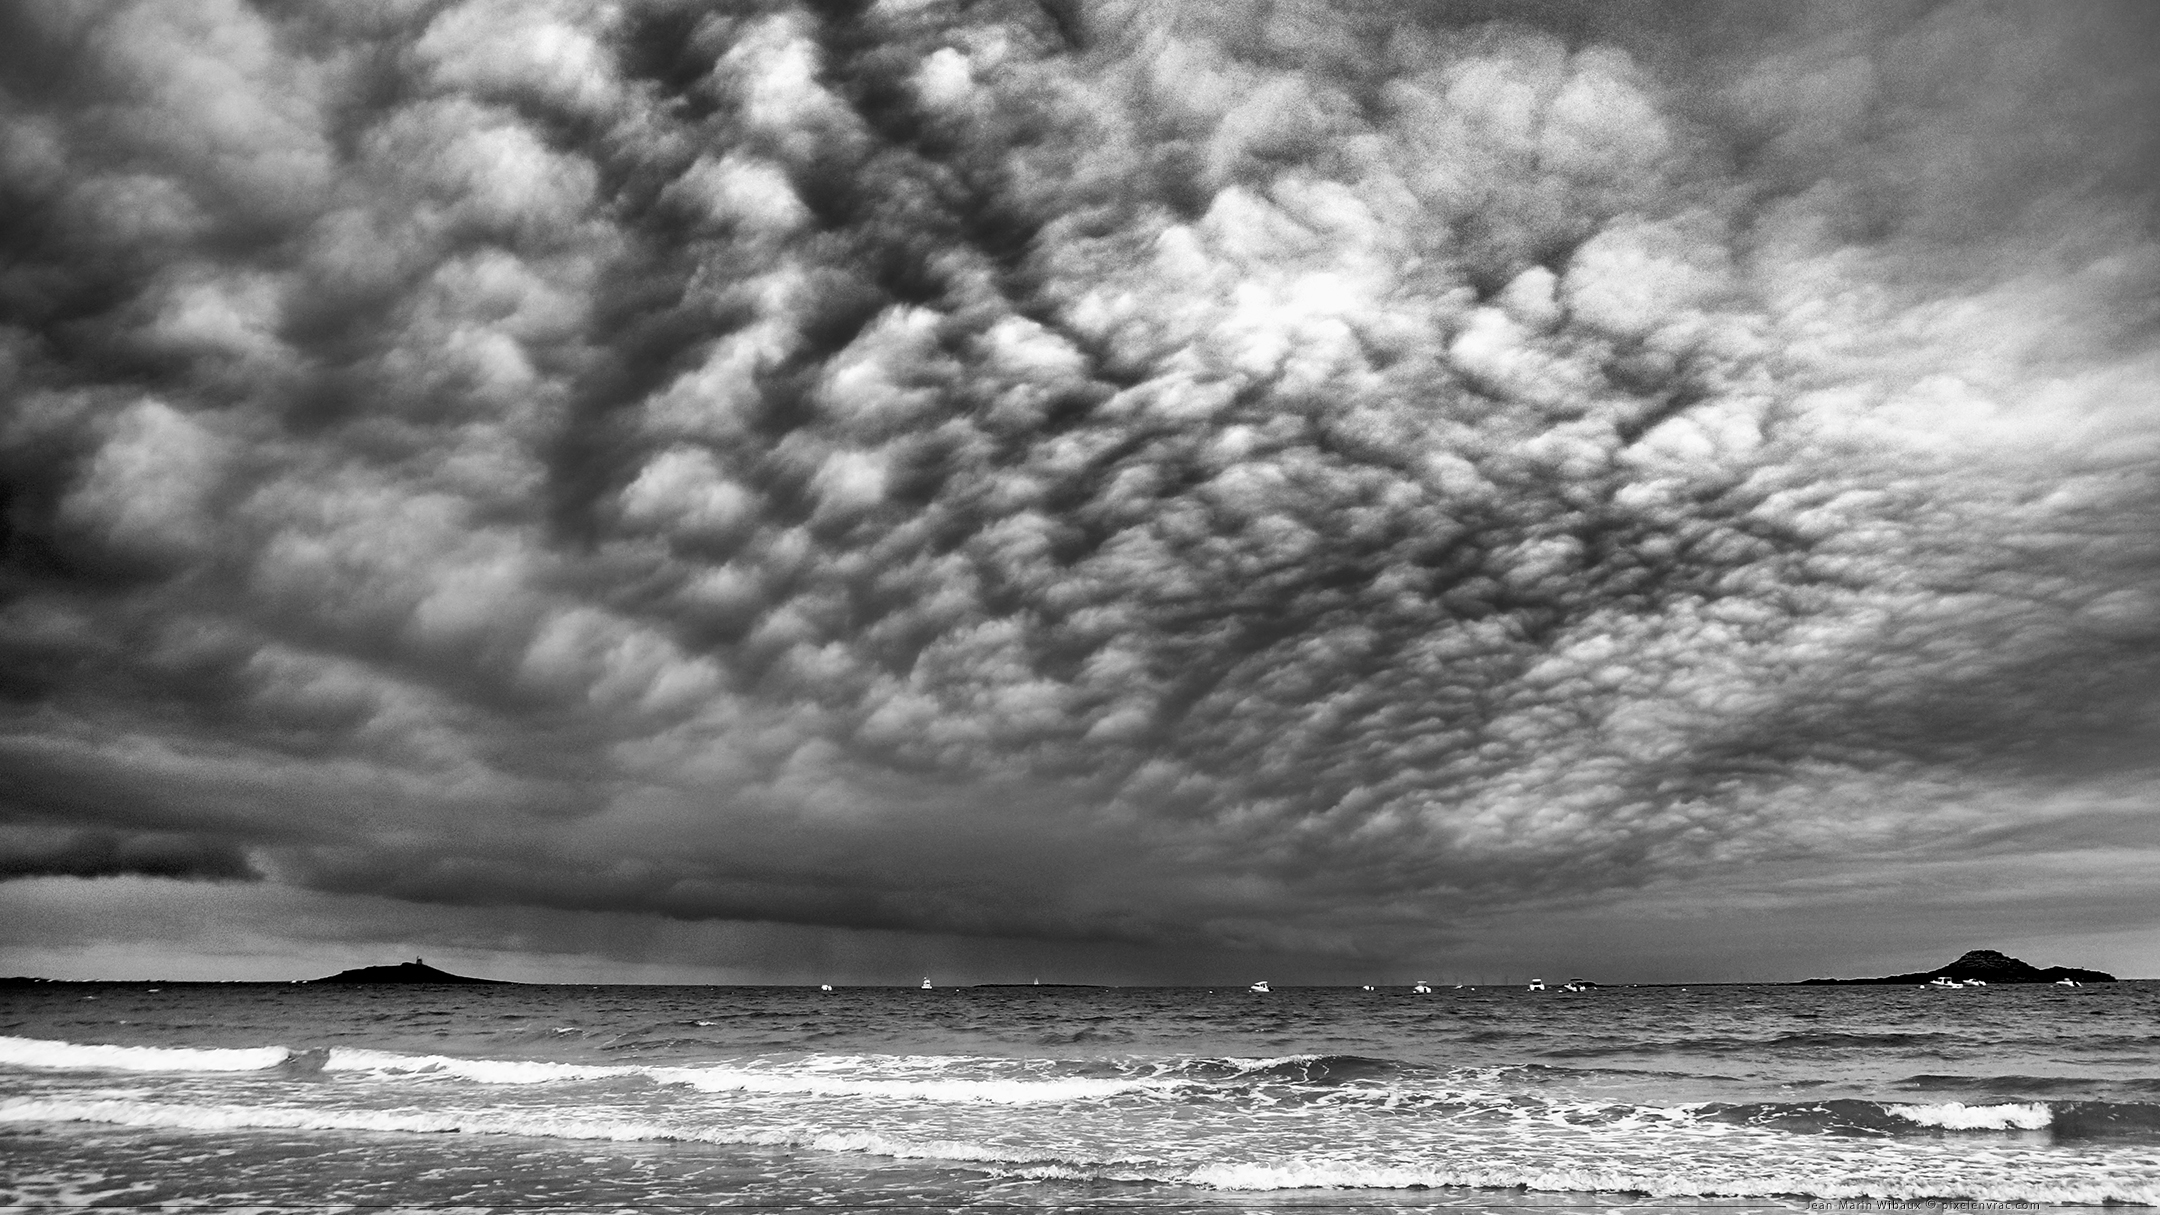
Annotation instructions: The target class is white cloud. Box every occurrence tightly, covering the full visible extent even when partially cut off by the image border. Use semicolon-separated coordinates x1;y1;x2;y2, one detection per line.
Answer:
416;0;626;118
60;400;226;559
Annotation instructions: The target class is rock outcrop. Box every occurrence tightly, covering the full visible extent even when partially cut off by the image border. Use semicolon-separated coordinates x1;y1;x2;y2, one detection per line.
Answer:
307;959;509;985
1801;949;2115;985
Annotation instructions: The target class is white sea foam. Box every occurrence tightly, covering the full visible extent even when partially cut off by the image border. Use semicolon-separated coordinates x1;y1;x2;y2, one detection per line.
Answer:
1884;1101;2054;1131
772;1127;1150;1168
0;1036;288;1073
1197;1054;1326;1072
656;1065;1156;1103
323;1049;631;1085
0;1098;1155;1176
0;1096;656;1141
0;1097;1116;1160
0;1039;1293;1104
1188;1159;1655;1193
322;1047;1164;1102
4;1035;1157;1103
1182;1156;2160;1204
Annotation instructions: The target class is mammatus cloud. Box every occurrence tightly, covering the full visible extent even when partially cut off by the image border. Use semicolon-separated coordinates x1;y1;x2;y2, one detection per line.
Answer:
2;0;2157;970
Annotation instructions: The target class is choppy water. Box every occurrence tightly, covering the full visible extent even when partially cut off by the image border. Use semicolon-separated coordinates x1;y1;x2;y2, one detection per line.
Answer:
2;980;2156;1211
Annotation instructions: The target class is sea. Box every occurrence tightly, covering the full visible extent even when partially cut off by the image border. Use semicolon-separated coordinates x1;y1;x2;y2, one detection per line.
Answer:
1;980;2155;1213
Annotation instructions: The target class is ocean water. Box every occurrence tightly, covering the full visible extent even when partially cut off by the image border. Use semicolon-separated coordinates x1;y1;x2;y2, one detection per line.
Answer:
2;981;2156;1212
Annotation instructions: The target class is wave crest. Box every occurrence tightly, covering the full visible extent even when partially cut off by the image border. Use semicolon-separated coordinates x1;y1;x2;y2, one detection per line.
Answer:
0;1036;288;1073
1888;1102;2053;1131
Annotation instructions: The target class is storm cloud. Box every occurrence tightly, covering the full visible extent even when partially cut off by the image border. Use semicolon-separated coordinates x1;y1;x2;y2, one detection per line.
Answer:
3;0;2157;977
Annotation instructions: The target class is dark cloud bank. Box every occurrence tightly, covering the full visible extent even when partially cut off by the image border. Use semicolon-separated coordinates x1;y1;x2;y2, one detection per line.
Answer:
2;0;2158;979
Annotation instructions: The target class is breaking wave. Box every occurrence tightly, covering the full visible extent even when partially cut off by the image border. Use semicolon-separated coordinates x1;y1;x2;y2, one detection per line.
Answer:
1889;1102;2054;1131
0;1036;1165;1104
0;1036;289;1073
322;1048;1166;1103
1145;1053;1412;1084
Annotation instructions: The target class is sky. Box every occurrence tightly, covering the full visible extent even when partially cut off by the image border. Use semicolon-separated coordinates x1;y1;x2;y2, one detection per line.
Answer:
2;0;2157;985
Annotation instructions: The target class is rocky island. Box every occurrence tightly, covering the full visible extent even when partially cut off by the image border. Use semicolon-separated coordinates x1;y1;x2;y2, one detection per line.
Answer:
1801;948;2114;985
307;958;510;985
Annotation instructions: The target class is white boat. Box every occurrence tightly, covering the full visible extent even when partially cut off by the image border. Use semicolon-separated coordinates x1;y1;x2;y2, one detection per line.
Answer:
920;977;933;990
819;984;833;992
1927;976;1963;989
2055;978;2081;987
1561;980;1595;992
1527;978;1546;991
1964;979;1987;987
1361;984;1375;991
1411;981;1432;993
1249;980;1271;993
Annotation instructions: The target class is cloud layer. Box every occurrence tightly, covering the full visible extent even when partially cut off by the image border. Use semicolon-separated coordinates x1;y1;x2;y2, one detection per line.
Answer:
3;0;2158;971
